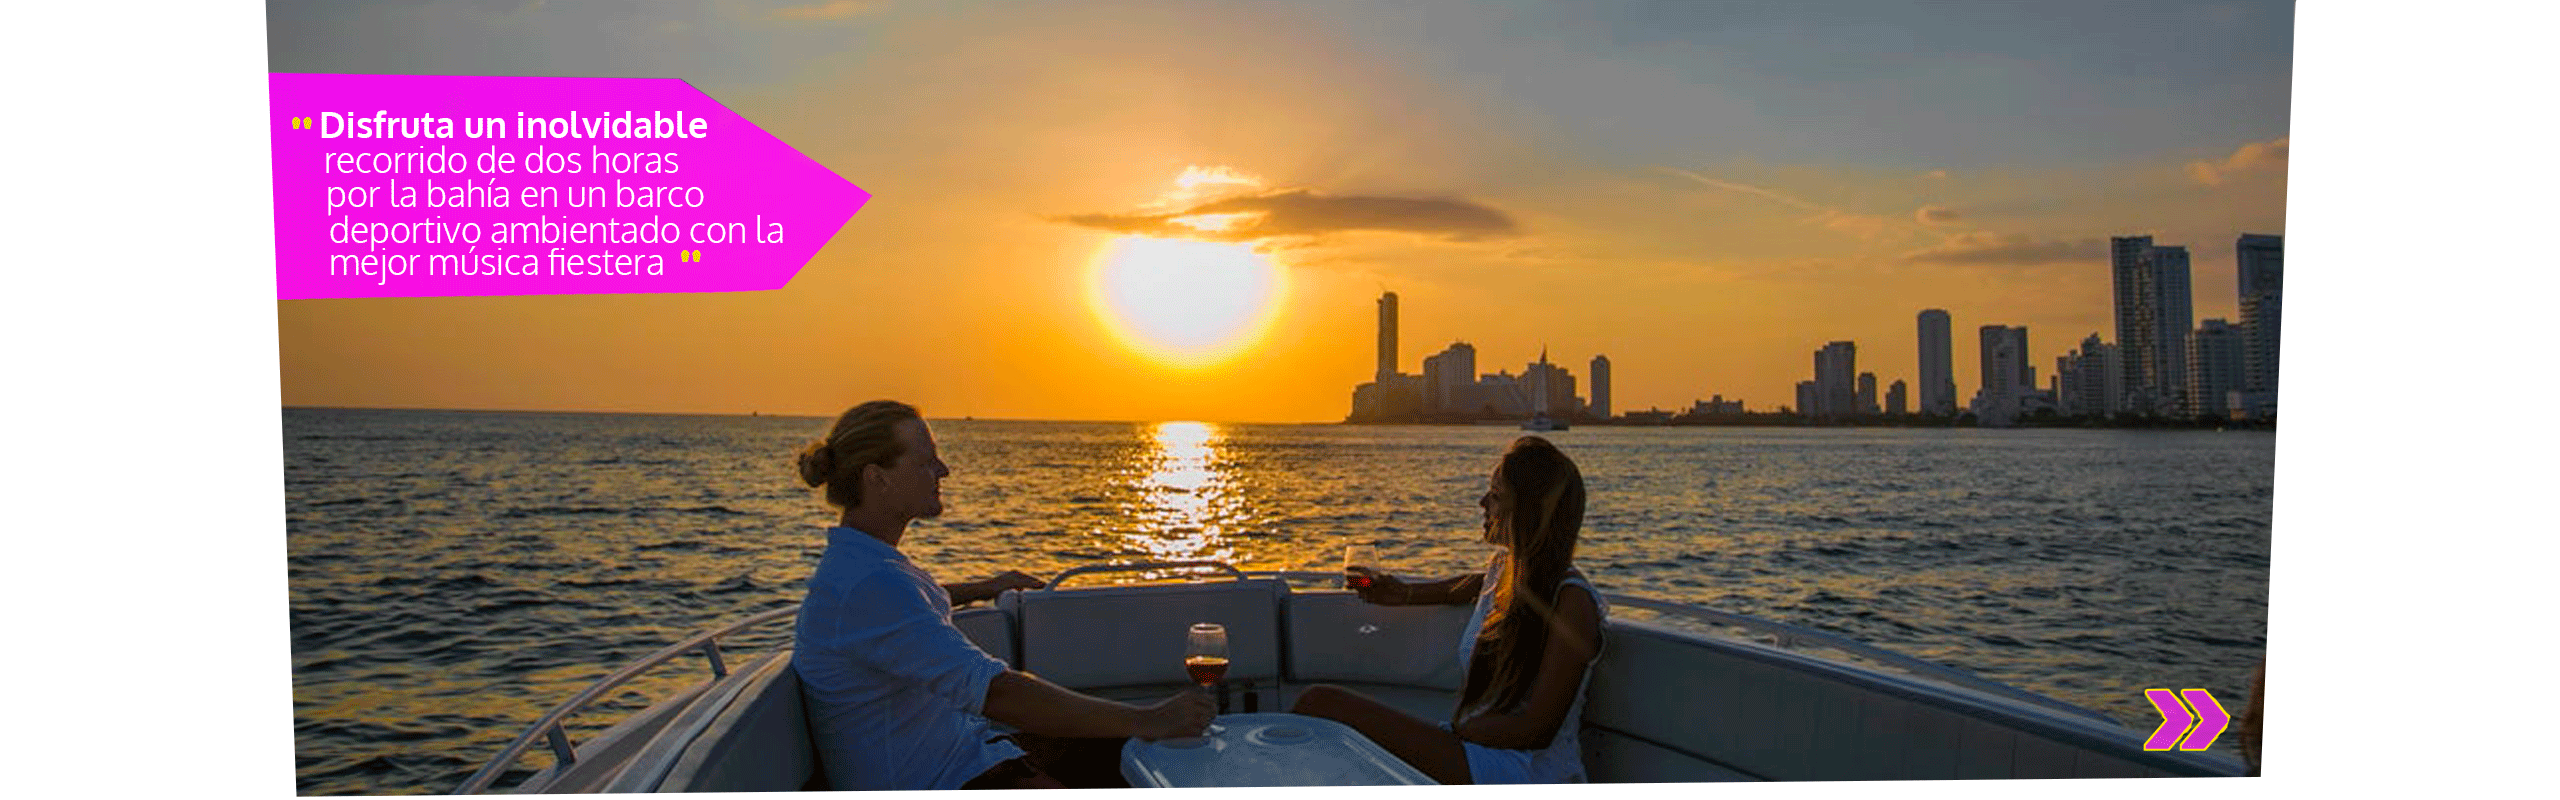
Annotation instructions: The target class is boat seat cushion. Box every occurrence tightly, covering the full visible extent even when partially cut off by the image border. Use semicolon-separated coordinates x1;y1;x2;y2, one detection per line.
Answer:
1002;579;1287;690
1283;593;1471;691
953;607;1014;666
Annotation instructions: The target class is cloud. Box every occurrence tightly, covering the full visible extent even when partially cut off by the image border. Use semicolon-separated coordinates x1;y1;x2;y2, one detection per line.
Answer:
1915;205;1963;227
1817;211;1894;240
1903;231;2104;266
769;0;879;20
2186;136;2288;186
1057;189;1518;243
1921;169;1950;180
1656;168;1826;211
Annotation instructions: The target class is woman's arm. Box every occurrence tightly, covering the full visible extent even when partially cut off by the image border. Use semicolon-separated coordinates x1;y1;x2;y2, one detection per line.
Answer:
1450;583;1603;751
1352;569;1486;606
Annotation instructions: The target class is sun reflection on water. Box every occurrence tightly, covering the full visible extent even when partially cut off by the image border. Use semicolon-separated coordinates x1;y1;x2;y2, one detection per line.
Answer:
1121;421;1244;565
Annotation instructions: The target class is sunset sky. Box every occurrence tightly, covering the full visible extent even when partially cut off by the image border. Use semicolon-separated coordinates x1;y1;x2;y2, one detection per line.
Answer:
271;0;2292;422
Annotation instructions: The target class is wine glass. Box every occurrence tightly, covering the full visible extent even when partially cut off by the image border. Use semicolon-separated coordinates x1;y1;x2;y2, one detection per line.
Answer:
1343;544;1375;590
1185;623;1229;735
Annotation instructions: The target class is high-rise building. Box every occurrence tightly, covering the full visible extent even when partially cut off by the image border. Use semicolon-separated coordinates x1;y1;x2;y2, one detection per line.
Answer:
1421;342;1477;413
2111;236;2198;416
2237;233;2283;412
2187;319;2247;419
2237;233;2284;301
2150;245;2194;415
1885;380;1908;416
2055;333;2118;418
1977;325;2031;404
1794;381;1817;417
2242;292;2281;402
1917;309;1955;416
1588;355;1612;420
1375;292;1399;381
1856;372;1879;417
1813;341;1857;419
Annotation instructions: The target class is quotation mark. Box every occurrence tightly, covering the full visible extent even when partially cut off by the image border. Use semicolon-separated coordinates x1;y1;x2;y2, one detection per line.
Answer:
2142;688;2229;751
677;250;706;262
287;116;317;130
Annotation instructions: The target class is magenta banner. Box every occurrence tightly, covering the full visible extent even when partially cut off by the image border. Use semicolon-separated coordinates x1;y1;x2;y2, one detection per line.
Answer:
269;73;868;299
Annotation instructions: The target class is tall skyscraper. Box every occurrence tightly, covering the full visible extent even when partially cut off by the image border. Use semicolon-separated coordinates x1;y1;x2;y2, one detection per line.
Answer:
1375;291;1399;381
1813;341;1857;419
2055;333;2118;418
1978;325;2030;405
2111;236;2197;416
1885;379;1908;416
1855;372;1879;417
2110;236;2155;413
2187;319;2246;419
1422;341;1477;413
1588;355;1611;420
2242;292;2281;398
2237;233;2284;301
1917;309;1955;416
2237;233;2283;408
2151;245;2194;416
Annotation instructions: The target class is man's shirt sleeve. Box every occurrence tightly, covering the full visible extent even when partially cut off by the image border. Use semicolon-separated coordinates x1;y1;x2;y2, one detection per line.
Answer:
806;571;1011;715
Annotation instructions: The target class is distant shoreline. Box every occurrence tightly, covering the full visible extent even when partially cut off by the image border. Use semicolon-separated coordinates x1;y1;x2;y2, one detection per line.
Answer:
1344;414;2276;431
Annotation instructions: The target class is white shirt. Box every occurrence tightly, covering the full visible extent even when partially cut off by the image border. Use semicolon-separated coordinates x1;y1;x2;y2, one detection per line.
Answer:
794;527;1022;790
1453;548;1607;783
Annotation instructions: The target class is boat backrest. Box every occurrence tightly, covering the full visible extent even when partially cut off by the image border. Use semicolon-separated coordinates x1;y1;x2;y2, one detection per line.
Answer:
954;606;1014;664
1581;620;2231;782
1280;593;1470;690
999;578;1289;689
653;652;828;792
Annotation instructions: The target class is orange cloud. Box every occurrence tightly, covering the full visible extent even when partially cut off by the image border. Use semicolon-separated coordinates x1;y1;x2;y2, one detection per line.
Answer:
771;0;880;21
1903;231;2103;266
2186;137;2289;186
1915;205;1963;227
1058;190;1518;243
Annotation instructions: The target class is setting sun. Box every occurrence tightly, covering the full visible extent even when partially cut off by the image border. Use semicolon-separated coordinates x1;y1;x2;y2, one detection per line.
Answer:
1088;236;1288;369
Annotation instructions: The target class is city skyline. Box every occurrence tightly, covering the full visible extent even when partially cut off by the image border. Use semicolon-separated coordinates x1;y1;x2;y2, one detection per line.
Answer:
270;1;2291;422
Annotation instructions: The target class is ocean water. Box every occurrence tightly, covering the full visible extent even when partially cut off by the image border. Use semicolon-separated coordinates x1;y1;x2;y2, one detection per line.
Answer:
285;409;2273;794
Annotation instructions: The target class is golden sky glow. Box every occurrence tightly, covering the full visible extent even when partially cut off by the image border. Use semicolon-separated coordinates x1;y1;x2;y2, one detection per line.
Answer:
271;1;2291;422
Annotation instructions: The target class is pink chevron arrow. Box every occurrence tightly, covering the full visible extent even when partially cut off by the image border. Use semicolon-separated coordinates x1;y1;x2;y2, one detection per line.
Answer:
2143;688;2194;751
2178;689;2229;751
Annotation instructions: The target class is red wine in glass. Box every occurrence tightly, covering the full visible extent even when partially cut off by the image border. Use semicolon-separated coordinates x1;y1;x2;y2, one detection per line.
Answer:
1184;655;1230;687
1185;623;1228;688
1344;545;1374;589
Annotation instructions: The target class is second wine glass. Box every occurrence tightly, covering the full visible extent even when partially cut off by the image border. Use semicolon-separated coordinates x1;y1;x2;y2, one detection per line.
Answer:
1184;623;1229;735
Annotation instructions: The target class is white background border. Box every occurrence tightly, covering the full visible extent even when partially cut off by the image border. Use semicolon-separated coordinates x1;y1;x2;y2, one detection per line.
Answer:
9;1;2553;797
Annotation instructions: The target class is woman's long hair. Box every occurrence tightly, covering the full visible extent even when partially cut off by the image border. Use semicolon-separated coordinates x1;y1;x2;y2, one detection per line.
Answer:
1455;436;1587;726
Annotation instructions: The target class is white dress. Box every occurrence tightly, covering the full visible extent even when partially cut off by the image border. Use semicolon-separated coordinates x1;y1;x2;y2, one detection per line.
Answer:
1448;549;1608;784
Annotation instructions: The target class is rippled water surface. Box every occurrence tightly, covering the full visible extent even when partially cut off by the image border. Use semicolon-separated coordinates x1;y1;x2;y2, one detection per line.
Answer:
286;409;2273;794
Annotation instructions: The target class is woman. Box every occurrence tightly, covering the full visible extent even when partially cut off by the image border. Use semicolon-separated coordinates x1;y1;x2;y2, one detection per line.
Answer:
1291;435;1608;784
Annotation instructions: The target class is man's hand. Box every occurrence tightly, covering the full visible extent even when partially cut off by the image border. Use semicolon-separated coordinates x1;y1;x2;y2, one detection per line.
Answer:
1348;567;1411;605
947;570;1048;606
1129;688;1218;741
983;570;1047;593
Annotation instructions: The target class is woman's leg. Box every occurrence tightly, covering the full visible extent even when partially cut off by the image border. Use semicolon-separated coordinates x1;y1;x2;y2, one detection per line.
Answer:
1290;684;1473;785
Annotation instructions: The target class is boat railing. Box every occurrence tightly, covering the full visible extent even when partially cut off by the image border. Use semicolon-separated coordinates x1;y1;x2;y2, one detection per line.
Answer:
1250;569;2121;727
452;603;800;795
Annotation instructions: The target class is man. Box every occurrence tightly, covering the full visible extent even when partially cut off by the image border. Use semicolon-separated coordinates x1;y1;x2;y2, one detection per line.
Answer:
792;400;1215;789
